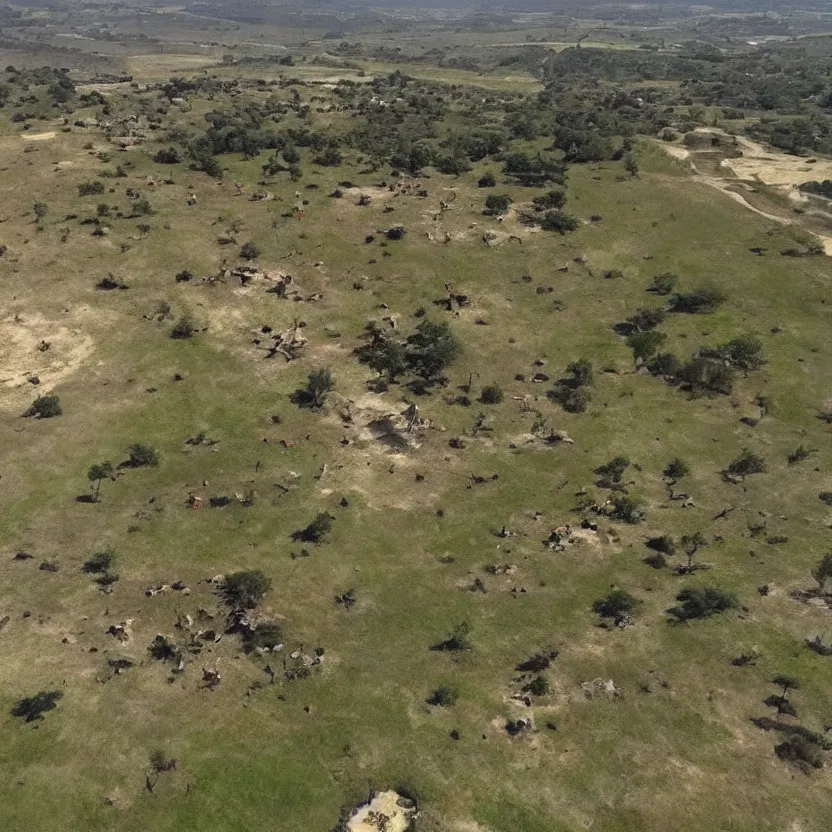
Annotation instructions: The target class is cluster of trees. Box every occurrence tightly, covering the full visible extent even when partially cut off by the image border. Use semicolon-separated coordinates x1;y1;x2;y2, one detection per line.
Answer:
355;319;461;389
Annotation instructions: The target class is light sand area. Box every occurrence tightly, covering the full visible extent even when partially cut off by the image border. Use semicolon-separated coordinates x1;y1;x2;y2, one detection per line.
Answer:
347;791;417;832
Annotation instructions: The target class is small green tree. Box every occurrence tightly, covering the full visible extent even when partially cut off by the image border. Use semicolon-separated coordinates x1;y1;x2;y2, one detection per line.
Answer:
593;589;638;621
624;153;639;177
291;512;334;544
484;193;511;215
725;449;766;481
611;495;644;524
595;456;630;484
627;307;665;332
428;684;459;706
406;320;461;381
772;674;800;702
670;287;726;314
680;531;708;571
298;368;335;409
663;457;690;482
127;442;159;467
433;621;472;652
224;569;271;609
668;586;738;621
566;358;593;387
26;394;62;418
627;330;666;362
540;211;579;234
87;461;114;502
83;548;115;574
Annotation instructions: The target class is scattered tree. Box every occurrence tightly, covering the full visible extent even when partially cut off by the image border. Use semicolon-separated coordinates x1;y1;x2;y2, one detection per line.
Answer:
291;512;334;544
627;330;666;362
477;172;496;188
432;621;472;652
670;287;727;314
484;193;511;215
25;394;62;418
593;589;639;622
87;461;114;502
649;272;677;295
294;368;335;409
595;455;630;485
170;315;195;340
610;495;644;523
240;241;260;260
406;320;461;381
224;569;271;609
725;449;766;481
663;457;690;482
668;586;738;621
811;553;832;592
83;548;115;574
539;210;579;234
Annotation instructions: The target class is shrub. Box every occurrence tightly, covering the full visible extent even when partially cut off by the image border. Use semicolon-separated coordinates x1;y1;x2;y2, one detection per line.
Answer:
224;569;271;609
83;548;115;574
811;553;832;590
668;586;738;621
558;386;591;413
291;512;334;544
477;172;496;187
532;189;566;211
154;147;182;164
593;589;638;620
26;394;62;418
240;241;260;260
678;356;735;395
647;351;681;377
566;358;593;387
700;336;764;372
11;690;63;722
523;675;550;696
293;368;335;409
669;287;726;314
595;456;630;484
432;621;472;652
484;193;511;215
775;736;825;770
788;445;815;465
427;685;459;707
627;307;666;332
480;384;504;404
725;449;766;480
610;495;644;523
78;180;105;196
663;458;690;481
406;320;461;381
540;210;579;234
170;315;195;340
627;331;666;362
647;535;676;555
127;442;159;467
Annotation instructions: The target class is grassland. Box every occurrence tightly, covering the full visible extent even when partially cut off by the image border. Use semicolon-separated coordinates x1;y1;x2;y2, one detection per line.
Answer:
1;32;832;832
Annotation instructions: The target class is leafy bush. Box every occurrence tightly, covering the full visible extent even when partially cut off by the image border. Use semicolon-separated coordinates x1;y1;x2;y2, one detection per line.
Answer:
432;621;472;652
26;394;62;418
293;368;335;409
593;589;638;620
669;287;727;314
78;180;105;196
532;189;566;211
427;685;459;707
224;569;271;609
663;458;690;481
406;320;461;381
83;548;115;574
484;193;511;215
523;675;550;696
540;210;579;234
477;172;496;188
668;586;738;621
595;456;630;484
610;495;644;523
647;535;676;555
725;449;766;480
627;307;666;332
127;442;159;467
291;512;334;544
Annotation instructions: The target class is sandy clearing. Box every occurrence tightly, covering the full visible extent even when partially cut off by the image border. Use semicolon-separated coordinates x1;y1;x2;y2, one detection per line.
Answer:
347;791;417;832
21;131;57;142
0;312;96;406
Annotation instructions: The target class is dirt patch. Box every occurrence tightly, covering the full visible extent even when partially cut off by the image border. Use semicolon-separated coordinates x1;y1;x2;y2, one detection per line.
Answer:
0;312;95;405
347;791;417;832
21;131;56;142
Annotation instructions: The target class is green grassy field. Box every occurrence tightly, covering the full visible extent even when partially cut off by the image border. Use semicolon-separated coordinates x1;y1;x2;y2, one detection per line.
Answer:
1;60;832;832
